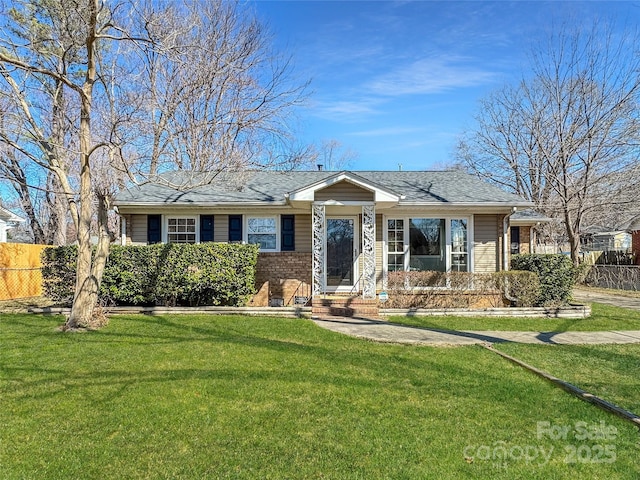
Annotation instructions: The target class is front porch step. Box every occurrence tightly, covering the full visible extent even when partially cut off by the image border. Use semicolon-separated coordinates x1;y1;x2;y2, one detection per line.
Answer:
312;296;379;319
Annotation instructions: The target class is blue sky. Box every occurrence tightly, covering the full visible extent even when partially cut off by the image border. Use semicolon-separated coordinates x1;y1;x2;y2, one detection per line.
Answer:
252;1;640;171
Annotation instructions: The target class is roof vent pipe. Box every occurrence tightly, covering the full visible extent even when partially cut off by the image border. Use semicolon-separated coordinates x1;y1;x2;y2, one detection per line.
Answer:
317;164;323;171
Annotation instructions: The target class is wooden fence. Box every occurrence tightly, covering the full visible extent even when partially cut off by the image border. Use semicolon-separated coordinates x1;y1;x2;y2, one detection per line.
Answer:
0;243;48;300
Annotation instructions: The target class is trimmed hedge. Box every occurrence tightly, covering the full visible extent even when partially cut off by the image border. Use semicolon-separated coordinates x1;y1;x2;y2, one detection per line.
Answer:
511;254;575;306
42;243;259;307
385;270;540;308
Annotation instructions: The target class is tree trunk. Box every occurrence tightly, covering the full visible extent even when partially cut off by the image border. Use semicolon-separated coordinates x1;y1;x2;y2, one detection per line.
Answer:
66;0;99;329
564;210;581;267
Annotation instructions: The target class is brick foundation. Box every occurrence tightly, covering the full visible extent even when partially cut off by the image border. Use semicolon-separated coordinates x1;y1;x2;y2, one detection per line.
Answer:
312;297;380;318
250;252;312;307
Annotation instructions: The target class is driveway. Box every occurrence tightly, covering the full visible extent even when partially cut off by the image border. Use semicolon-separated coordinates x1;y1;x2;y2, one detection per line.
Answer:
572;287;640;311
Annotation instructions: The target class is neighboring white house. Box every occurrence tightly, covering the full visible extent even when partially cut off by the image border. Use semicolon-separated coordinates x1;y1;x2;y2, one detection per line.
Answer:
0;206;25;242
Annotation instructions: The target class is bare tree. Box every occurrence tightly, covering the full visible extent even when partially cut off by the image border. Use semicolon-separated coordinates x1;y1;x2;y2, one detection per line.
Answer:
123;0;309;182
457;21;640;264
0;0;310;327
0;0;145;327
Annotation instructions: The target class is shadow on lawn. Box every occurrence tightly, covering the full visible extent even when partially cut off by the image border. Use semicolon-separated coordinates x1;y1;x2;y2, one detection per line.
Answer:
0;317;521;406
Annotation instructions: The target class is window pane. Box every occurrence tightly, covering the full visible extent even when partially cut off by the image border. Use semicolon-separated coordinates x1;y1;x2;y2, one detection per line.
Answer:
167;217;196;244
387;218;406;271
248;234;276;250
410;219;444;255
247;217;277;249
450;219;468;271
248;217;276;234
388;254;404;271
409;219;445;271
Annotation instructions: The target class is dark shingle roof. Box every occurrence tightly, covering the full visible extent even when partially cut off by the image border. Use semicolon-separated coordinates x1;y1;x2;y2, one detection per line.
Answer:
115;170;531;206
510;209;553;223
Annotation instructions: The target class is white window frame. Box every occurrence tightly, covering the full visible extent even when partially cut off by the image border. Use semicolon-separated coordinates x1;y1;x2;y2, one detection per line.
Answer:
164;215;199;244
383;215;474;277
244;215;280;252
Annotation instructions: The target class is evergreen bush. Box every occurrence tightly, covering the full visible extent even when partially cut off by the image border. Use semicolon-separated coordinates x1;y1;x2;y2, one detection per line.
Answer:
511;254;575;306
41;243;259;307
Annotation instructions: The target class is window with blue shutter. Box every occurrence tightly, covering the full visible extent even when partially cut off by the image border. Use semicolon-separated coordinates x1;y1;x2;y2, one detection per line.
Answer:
228;215;242;242
281;215;295;251
147;214;161;244
200;215;214;242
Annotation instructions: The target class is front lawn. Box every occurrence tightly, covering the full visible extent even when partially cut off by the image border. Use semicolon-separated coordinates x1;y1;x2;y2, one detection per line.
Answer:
388;303;640;332
496;343;640;414
0;313;638;479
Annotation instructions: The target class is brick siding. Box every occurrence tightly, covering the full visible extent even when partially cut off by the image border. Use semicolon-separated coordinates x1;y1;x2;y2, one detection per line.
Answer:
632;230;640;265
251;252;312;306
519;226;531;254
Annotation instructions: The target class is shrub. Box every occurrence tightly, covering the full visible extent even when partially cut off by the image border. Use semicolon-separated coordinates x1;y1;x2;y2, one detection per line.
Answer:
384;270;539;309
491;270;540;307
41;243;260;307
153;243;259;306
41;245;77;304
511;254;575;306
101;245;162;305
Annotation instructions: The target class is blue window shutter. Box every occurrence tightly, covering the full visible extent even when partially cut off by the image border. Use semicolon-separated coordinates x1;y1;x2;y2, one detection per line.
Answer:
281;215;295;251
147;214;161;244
229;215;242;242
200;215;214;242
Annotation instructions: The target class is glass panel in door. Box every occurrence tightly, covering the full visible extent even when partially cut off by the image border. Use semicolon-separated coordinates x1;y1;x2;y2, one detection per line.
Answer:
326;218;355;287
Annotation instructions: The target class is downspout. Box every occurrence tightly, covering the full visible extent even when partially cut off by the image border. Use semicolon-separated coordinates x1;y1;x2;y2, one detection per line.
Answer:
503;207;517;305
502;207;517;271
114;206;126;246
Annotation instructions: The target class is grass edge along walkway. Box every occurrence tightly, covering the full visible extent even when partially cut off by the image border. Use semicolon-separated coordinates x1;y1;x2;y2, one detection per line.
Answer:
485;344;640;430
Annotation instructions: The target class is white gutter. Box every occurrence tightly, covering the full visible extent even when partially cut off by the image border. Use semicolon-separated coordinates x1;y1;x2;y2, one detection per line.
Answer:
503;207;518;271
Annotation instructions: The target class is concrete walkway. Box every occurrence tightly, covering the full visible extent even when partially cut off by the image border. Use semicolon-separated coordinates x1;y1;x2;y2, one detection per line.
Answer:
312;317;640;346
313;287;640;346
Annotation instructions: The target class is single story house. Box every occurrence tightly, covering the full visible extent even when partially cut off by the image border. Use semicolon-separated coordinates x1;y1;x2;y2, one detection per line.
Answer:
114;170;536;308
0;205;25;243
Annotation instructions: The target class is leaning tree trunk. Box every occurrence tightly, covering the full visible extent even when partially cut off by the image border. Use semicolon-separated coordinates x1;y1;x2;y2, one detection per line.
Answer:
564;210;581;267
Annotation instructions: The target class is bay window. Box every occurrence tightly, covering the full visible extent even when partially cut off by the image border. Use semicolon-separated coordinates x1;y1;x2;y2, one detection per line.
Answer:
386;217;470;273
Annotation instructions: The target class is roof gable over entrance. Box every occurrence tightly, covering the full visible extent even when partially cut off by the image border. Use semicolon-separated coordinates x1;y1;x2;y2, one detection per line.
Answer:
287;171;402;206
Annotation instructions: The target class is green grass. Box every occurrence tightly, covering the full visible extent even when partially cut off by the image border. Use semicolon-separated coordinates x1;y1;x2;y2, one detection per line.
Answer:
496;343;640;414
0;313;638;479
388;303;640;332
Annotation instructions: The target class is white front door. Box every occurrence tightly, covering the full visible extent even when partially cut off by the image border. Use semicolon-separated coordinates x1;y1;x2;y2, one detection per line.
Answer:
326;217;359;291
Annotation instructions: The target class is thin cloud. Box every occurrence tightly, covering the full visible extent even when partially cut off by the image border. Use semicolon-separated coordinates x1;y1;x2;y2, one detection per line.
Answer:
349;126;426;137
366;56;498;96
314;99;380;119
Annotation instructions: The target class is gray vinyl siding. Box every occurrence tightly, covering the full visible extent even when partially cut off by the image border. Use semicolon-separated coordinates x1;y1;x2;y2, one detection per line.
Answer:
314;181;375;202
295;214;312;253
214;214;229;243
474;214;499;273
